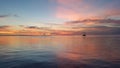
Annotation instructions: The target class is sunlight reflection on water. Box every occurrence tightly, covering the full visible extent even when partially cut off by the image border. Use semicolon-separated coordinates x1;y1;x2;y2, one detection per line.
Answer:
0;36;120;68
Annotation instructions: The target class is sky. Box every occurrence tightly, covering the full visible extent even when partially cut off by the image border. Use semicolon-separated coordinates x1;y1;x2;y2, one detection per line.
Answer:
0;0;120;35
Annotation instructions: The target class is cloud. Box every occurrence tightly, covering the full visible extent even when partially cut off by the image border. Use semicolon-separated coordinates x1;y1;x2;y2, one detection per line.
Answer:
25;26;40;29
66;19;120;24
62;17;120;35
56;7;81;20
0;25;15;34
56;0;88;20
25;26;51;30
13;14;20;17
56;0;120;21
0;25;120;35
88;27;120;35
0;14;20;19
56;0;99;20
21;26;41;33
0;15;9;18
56;0;92;20
64;18;120;28
104;9;120;18
70;27;120;35
0;25;12;29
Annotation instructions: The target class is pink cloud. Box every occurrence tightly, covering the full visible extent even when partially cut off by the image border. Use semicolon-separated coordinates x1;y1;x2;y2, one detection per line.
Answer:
56;0;102;20
56;7;81;20
56;0;120;21
104;9;120;18
56;0;83;20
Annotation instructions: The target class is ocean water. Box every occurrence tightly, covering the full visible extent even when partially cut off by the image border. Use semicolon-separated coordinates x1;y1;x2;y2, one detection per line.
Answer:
0;35;120;68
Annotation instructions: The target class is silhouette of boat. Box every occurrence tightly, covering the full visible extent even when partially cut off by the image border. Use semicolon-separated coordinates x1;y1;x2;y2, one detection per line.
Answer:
82;32;86;36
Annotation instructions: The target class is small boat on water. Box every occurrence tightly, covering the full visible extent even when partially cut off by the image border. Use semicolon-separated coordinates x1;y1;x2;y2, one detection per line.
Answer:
82;32;86;36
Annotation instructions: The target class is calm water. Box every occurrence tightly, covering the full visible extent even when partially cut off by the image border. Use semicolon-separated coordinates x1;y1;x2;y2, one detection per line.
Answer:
0;35;120;68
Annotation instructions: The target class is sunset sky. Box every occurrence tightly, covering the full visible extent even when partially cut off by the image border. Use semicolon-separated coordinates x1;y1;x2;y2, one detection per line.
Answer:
0;0;120;35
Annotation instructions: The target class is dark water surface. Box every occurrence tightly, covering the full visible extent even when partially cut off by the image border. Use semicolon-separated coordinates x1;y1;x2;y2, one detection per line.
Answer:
0;36;120;68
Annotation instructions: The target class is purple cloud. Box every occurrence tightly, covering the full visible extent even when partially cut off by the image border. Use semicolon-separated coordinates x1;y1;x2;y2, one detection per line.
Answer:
66;19;120;24
0;25;11;29
0;15;9;18
0;14;19;18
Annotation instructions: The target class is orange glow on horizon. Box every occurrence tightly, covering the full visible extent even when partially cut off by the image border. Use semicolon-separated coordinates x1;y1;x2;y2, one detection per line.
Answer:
0;31;15;34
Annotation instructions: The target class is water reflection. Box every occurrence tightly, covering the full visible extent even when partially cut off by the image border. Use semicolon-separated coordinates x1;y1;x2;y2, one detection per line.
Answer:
0;36;120;68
